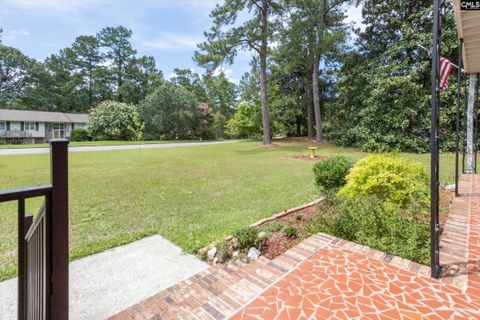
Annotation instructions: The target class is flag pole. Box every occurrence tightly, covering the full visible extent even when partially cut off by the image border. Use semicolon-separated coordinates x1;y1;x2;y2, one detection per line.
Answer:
418;44;464;73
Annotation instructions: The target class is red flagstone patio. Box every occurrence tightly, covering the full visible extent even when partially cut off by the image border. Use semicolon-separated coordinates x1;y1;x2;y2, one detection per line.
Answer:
110;174;480;320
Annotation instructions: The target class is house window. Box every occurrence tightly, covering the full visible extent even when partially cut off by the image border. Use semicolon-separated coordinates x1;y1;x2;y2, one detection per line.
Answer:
52;123;65;139
0;122;5;131
24;122;36;131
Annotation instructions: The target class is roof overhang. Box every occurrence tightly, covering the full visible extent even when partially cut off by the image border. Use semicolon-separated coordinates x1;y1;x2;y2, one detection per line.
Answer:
452;0;480;74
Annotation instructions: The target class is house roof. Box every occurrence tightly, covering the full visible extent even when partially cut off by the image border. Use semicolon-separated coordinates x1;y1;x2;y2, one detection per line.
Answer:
452;0;480;74
0;109;89;123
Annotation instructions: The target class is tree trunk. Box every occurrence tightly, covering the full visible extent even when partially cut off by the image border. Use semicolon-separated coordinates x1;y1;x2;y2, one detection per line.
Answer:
88;62;93;106
466;74;477;173
118;56;123;102
306;84;314;137
312;55;322;143
259;0;271;145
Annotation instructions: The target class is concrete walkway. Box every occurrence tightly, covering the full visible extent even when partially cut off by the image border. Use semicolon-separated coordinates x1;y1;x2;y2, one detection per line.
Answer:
0;235;208;320
0;140;238;155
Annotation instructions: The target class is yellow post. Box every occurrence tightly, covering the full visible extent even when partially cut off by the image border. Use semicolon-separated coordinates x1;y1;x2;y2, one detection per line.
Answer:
309;147;317;159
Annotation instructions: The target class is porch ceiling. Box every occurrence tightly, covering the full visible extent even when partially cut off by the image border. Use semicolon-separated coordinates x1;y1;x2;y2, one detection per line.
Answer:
453;1;480;74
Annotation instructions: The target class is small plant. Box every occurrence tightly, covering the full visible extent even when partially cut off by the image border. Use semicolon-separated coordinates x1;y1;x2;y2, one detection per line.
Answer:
262;221;284;233
313;156;354;193
338;154;429;209
283;225;297;238
216;241;231;263
295;214;303;221
305;196;430;264
233;227;258;249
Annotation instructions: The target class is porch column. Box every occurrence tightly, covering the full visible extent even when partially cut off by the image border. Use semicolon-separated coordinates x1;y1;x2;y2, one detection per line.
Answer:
466;74;478;173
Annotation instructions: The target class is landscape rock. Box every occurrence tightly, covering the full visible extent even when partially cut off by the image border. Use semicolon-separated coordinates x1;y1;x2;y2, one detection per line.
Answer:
247;247;261;261
258;231;267;241
231;237;239;249
207;247;217;261
213;257;219;265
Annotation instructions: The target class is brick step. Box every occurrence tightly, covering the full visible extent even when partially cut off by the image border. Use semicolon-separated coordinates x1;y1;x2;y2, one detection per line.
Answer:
109;234;337;320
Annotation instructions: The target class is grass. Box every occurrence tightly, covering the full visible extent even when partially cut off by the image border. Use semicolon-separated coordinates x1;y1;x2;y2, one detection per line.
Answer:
0;140;457;281
0;139;216;149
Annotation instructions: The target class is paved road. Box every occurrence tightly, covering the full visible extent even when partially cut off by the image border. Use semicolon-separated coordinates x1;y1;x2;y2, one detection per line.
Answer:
0;140;239;155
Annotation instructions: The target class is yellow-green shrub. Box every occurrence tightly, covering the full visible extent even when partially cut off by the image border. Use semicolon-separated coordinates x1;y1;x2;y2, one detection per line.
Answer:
338;154;429;209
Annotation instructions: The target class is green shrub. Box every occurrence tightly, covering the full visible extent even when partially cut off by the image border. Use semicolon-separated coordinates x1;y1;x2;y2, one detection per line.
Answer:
313;156;354;192
338;154;429;209
233;227;258;249
70;128;90;142
262;221;284;233
306;196;430;264
87;101;136;140
283;225;297;238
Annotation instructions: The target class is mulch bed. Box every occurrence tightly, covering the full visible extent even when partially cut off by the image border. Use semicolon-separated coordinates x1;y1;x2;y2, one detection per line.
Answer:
262;231;293;259
259;204;320;259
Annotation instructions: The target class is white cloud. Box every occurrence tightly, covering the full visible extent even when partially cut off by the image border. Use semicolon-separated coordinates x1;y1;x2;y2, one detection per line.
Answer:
213;66;233;78
141;33;200;51
4;28;30;40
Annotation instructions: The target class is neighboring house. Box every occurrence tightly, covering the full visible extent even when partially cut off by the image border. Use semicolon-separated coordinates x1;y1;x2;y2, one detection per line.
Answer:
0;109;89;144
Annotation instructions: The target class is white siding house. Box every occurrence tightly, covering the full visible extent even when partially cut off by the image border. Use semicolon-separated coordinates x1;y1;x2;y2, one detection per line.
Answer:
0;109;89;144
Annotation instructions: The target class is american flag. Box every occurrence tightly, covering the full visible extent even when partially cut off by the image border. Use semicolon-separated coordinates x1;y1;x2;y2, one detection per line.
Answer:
439;57;453;92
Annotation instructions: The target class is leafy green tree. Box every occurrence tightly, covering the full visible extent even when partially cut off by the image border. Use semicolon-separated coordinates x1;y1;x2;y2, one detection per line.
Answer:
204;71;238;117
45;49;87;112
287;0;349;143
86;100;136;140
328;0;458;152
70;36;104;105
226;103;262;138
195;0;283;145
0;45;54;110
139;82;198;140
170;68;209;103
97;26;136;102
128;111;145;161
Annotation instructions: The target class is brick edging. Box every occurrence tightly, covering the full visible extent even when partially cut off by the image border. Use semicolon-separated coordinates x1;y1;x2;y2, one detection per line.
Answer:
198;198;324;254
249;198;324;227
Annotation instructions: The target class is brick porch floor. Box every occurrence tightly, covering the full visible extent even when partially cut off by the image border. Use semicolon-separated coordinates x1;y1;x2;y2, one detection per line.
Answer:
110;175;480;320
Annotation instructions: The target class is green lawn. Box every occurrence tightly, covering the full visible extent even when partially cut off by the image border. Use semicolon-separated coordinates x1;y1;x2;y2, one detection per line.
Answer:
0;141;457;280
0;139;216;149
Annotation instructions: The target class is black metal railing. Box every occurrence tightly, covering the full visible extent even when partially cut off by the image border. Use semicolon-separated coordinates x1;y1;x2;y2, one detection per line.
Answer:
0;139;69;320
430;0;444;279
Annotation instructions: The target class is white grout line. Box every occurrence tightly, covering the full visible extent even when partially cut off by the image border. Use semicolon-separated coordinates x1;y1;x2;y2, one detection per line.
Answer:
225;236;335;318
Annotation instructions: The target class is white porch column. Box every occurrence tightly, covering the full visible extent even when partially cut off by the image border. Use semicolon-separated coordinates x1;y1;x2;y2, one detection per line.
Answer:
466;73;477;173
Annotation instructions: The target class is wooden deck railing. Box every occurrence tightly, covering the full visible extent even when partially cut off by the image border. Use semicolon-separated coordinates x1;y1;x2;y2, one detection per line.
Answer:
0;139;69;320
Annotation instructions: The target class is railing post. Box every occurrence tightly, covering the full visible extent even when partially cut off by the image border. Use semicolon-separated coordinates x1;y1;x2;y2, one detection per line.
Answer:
455;39;463;196
18;198;26;320
23;214;33;319
49;139;69;320
430;0;442;279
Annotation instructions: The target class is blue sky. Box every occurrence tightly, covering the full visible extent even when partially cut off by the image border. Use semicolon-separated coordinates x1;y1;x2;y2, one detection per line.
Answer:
0;0;363;83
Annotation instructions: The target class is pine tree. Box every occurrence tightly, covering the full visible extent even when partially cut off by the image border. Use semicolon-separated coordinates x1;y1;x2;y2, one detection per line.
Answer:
195;0;283;145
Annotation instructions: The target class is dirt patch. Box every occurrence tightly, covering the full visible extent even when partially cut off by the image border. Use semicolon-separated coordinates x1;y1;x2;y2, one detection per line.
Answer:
262;231;294;259
291;155;327;161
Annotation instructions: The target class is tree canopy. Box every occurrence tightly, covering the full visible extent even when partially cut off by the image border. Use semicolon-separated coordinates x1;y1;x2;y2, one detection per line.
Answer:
0;1;463;150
